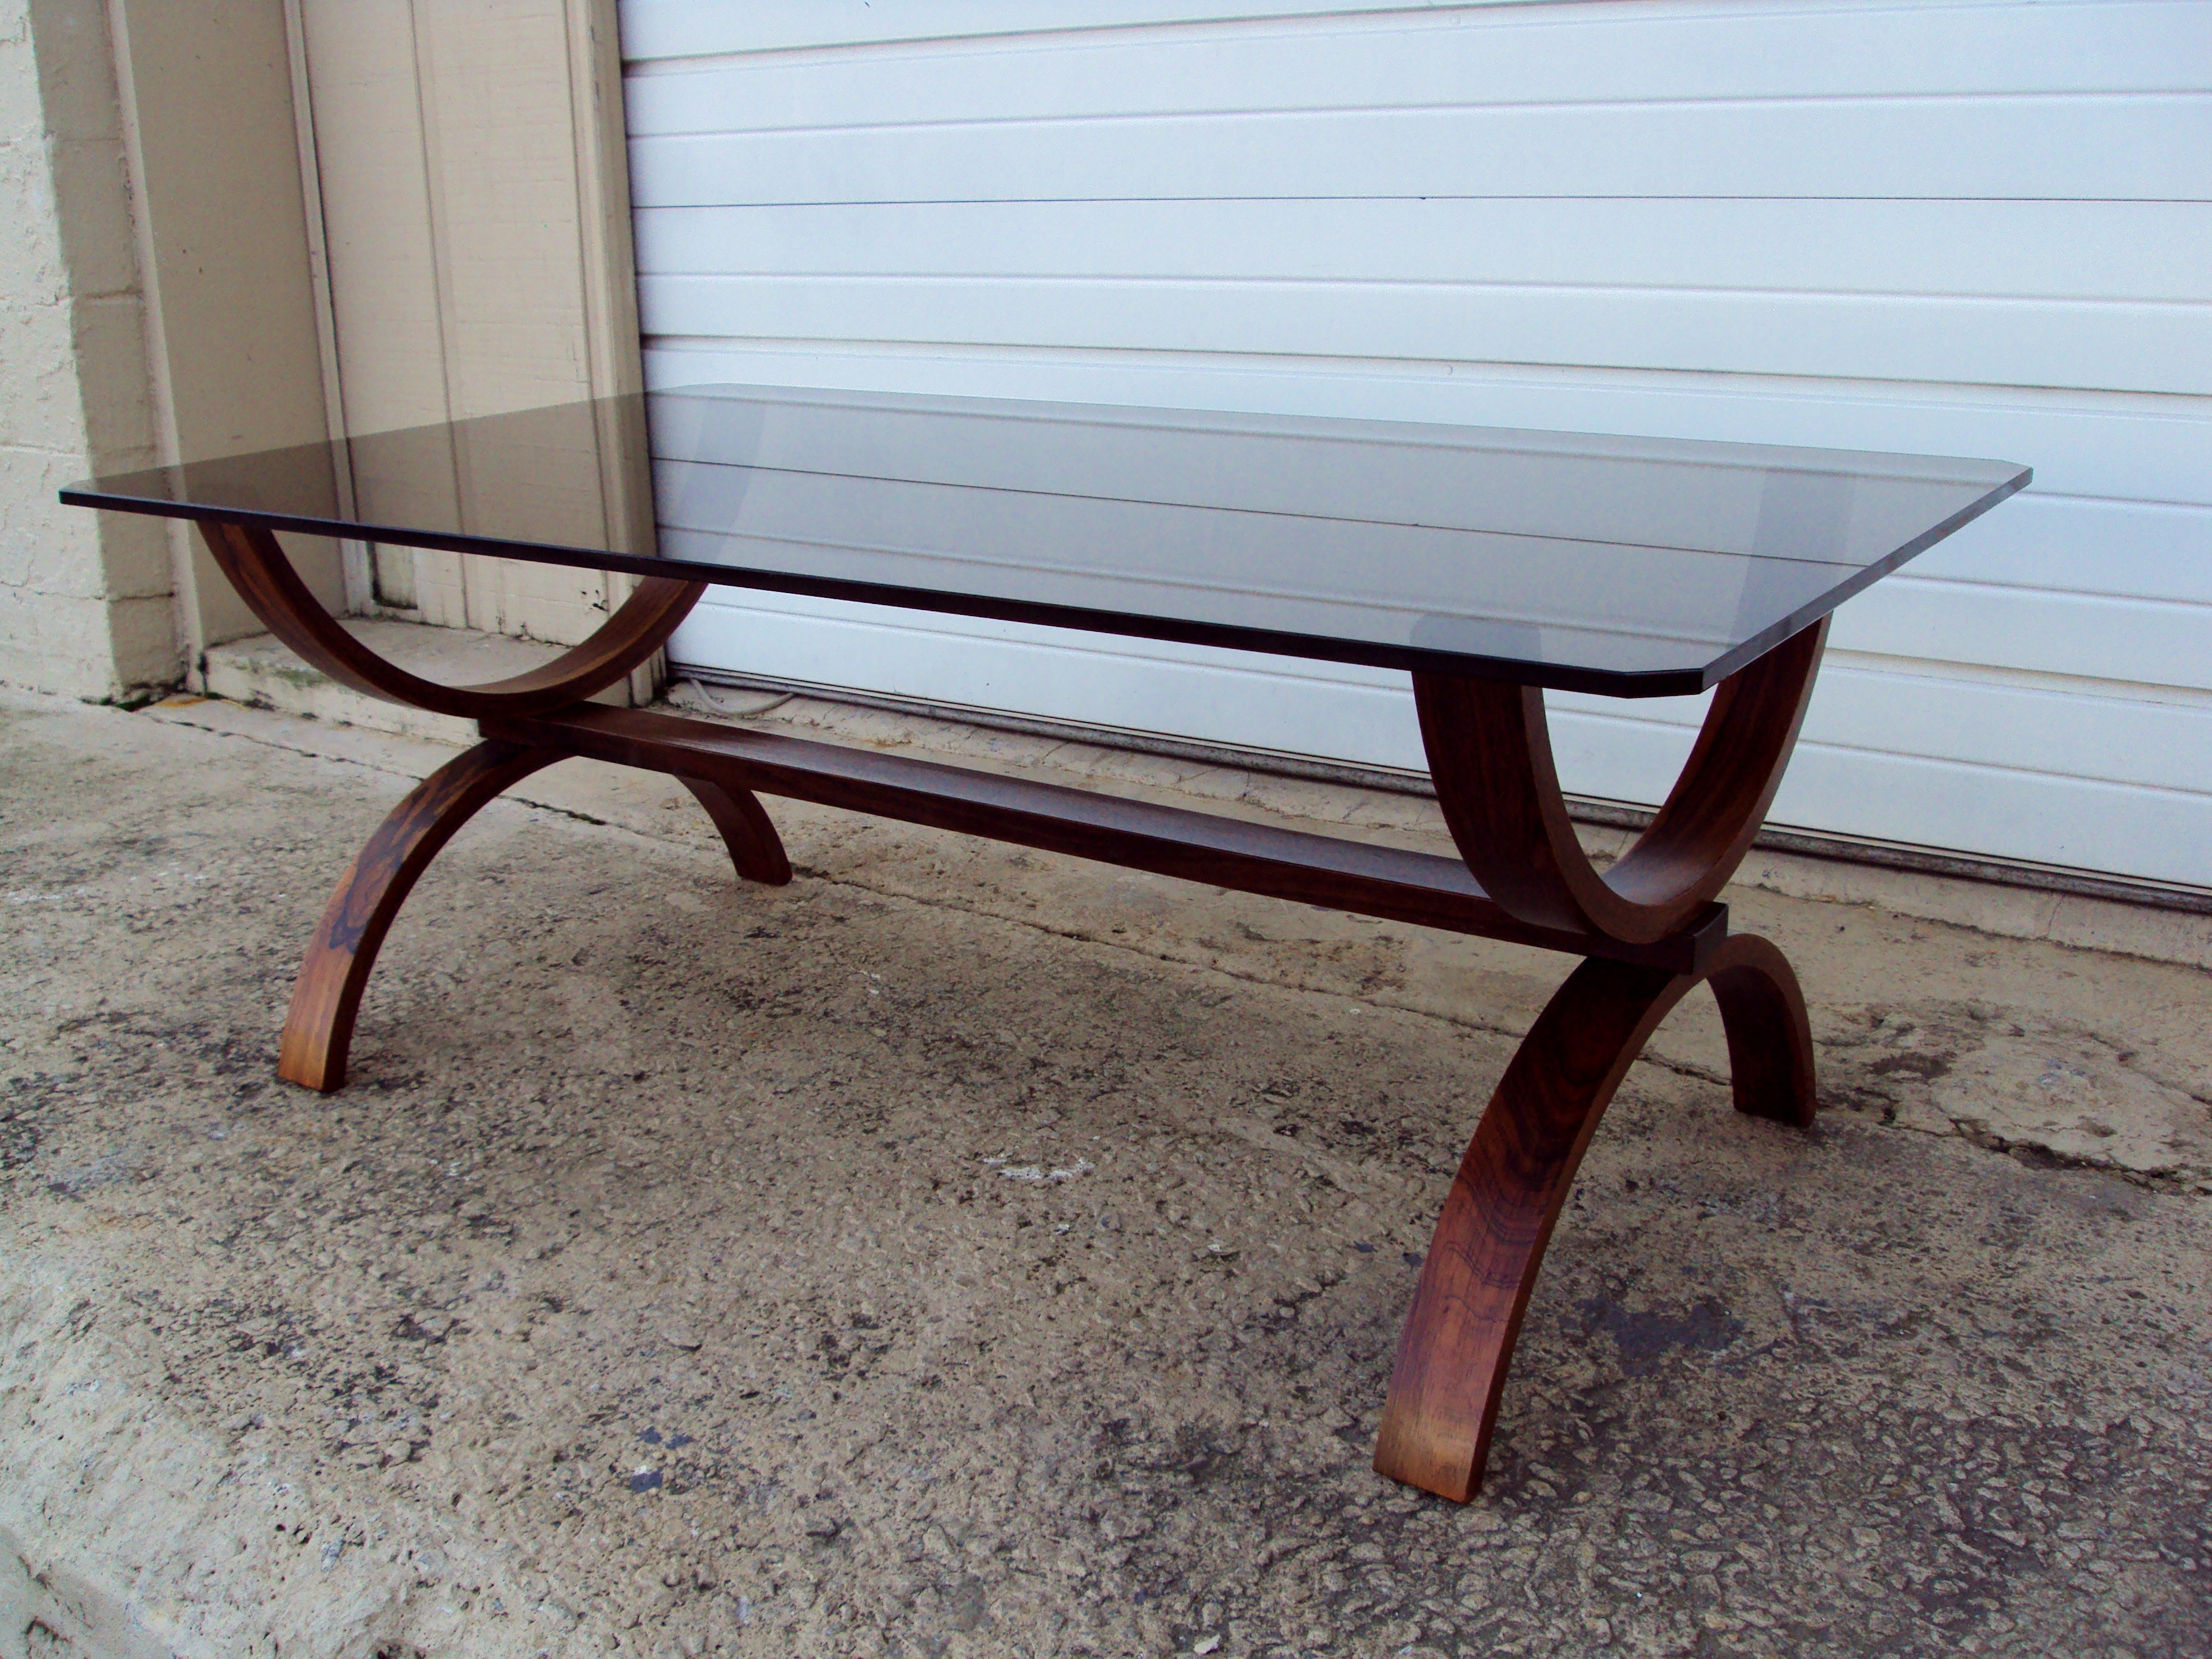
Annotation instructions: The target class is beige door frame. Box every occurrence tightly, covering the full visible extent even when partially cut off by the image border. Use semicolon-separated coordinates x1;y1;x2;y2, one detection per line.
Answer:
106;0;346;672
95;0;653;698
286;0;658;703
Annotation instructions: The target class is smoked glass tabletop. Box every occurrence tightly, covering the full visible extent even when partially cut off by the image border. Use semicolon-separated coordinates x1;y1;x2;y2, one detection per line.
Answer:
63;384;2028;698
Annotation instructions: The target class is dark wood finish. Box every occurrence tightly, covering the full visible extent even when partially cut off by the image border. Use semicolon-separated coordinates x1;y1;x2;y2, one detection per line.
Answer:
200;520;705;718
278;740;563;1091
173;512;1842;1506
481;704;1729;974
1414;619;1828;945
675;768;793;887
278;748;793;1093
1370;933;1815;1501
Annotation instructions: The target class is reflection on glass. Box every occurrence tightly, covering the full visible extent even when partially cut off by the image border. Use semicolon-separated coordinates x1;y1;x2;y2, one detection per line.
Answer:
64;383;2027;696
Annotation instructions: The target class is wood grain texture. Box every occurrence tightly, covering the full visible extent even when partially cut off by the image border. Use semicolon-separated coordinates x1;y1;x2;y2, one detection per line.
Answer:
279;746;791;1091
278;741;563;1092
201;519;704;717
676;768;793;886
255;609;1819;1508
480;703;1729;973
1370;933;1815;1502
1415;619;1828;945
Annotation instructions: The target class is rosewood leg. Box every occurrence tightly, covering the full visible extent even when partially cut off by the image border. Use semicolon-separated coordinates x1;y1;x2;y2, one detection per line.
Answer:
201;520;706;718
1371;934;1815;1501
193;521;794;1083
676;769;793;886
281;750;791;1091
1413;619;1829;944
280;741;564;1092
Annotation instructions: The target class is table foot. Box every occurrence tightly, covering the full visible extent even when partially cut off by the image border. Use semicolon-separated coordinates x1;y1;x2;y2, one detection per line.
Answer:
676;768;793;886
278;740;794;1091
1372;933;1815;1501
278;740;563;1091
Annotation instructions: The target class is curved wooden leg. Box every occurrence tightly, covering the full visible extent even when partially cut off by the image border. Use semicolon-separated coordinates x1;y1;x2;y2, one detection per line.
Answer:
1414;618;1829;945
676;769;793;886
1371;933;1815;1501
278;741;564;1092
201;520;705;719
1706;934;1815;1128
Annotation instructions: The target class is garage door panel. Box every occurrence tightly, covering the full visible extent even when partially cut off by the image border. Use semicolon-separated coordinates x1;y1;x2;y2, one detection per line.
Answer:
669;589;1422;768
639;273;2207;397
675;588;2212;885
628;97;2212;209
1771;748;2210;885
645;341;2210;512
649;455;2205;689
676;590;2212;802
1912;495;2212;603
648;429;1969;577
629;1;2212;885
623;1;2204;129
1560;708;2212;885
634;199;2212;306
1808;668;2212;797
1556;664;2212;797
1828;581;2212;689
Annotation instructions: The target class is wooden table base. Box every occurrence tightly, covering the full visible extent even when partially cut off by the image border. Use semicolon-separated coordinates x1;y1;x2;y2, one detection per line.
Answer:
1370;935;1813;1501
201;520;1830;1504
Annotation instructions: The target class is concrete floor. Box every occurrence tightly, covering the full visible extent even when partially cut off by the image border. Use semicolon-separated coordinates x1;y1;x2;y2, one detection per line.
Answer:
1;685;2208;1659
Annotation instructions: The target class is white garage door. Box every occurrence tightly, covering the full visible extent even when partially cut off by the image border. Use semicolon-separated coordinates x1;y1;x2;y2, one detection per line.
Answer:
618;0;2212;890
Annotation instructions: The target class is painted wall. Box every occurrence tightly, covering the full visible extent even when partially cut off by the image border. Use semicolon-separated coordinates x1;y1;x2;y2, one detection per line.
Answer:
623;0;2212;888
0;0;171;701
0;0;640;704
109;0;343;655
0;0;346;702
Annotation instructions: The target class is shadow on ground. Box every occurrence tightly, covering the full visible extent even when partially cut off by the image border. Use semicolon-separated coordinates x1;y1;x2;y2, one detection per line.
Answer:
2;692;2208;1659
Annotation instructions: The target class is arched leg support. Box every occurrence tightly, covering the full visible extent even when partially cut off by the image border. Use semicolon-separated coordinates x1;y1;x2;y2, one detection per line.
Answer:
278;740;565;1093
676;769;793;887
1371;933;1814;1501
1414;619;1829;945
201;520;705;718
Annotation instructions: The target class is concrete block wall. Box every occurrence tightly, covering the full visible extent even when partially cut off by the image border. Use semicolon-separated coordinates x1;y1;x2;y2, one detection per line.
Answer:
0;0;176;703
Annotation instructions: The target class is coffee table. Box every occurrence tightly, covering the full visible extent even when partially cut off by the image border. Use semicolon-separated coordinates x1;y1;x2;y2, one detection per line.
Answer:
63;384;2028;1502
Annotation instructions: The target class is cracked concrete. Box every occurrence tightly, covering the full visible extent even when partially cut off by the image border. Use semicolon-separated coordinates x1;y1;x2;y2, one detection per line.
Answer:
1;685;2208;1658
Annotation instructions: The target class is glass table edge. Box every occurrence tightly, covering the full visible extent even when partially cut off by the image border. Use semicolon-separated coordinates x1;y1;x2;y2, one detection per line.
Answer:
58;461;2032;702
1689;462;2033;686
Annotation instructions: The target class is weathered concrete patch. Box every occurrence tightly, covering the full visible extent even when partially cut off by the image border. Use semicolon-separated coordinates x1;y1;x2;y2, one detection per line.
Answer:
1;689;2209;1658
1820;1002;2212;1187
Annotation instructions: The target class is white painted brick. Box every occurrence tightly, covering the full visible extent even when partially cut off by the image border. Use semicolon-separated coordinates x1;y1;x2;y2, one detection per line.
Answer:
0;138;66;303
0;297;88;451
0;583;116;697
0;8;37;149
0;0;170;699
102;586;178;688
0;445;104;594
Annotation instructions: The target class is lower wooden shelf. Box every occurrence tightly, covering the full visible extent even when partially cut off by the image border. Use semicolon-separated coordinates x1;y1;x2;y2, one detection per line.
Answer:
482;704;1728;974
